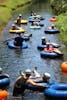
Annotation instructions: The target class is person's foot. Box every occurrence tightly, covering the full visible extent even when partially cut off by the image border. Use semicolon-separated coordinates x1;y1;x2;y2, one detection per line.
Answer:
32;66;37;73
34;66;37;70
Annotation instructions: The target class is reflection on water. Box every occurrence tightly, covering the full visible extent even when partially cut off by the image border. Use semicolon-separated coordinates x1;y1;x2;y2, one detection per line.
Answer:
0;0;67;100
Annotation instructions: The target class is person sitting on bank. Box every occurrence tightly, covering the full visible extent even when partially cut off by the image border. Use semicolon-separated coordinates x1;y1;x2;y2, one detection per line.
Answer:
41;37;46;45
0;68;9;78
14;33;23;46
13;68;50;96
11;24;21;30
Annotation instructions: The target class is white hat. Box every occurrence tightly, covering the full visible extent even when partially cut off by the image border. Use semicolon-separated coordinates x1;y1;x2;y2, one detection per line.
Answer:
43;72;51;79
19;14;22;17
41;36;45;39
25;69;31;74
12;24;15;26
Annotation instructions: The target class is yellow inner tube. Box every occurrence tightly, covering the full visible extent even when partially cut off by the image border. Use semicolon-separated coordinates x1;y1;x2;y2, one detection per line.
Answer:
15;20;28;24
9;29;26;33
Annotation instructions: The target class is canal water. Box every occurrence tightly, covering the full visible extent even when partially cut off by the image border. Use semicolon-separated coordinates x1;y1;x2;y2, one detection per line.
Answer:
0;0;67;100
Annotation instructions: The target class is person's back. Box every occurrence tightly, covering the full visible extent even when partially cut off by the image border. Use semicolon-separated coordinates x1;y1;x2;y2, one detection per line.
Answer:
13;69;31;96
14;35;23;46
13;76;27;96
41;37;46;45
16;17;21;26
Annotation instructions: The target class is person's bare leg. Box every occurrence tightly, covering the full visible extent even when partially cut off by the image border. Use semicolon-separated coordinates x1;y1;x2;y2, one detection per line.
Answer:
33;67;41;77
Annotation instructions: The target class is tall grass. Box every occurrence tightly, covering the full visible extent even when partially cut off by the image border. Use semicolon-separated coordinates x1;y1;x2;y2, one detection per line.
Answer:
50;0;67;45
55;12;67;45
0;0;32;30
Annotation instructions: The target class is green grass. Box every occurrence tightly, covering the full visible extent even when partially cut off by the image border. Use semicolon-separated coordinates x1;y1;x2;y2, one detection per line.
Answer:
0;0;32;30
55;12;67;45
0;7;12;29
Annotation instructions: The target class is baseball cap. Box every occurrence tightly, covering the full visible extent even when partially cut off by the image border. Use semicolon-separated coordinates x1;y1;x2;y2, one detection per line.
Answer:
25;69;31;74
41;36;45;39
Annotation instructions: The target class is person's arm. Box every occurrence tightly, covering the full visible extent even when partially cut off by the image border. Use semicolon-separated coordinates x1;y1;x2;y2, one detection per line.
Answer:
27;79;49;88
2;74;9;78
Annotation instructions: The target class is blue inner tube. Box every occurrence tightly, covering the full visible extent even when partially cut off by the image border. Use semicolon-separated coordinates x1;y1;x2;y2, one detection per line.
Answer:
44;84;67;99
7;40;28;49
0;76;10;88
40;51;58;58
22;36;30;41
26;81;54;92
30;25;41;29
45;28;60;34
27;83;48;91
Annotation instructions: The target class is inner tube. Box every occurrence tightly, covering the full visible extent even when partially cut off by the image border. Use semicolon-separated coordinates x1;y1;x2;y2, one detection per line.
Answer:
9;29;26;33
61;61;67;72
26;81;54;92
22;36;30;41
40;51;60;58
0;90;9;100
30;25;41;29
27;83;49;92
0;75;10;88
29;15;44;21
7;40;28;49
44;84;67;100
45;28;60;34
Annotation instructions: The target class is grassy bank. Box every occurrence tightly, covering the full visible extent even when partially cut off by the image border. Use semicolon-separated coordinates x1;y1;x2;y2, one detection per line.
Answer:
50;0;67;45
0;0;32;30
55;12;67;46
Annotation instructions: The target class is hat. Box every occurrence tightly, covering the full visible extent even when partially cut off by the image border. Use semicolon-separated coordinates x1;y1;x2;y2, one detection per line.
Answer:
43;72;51;80
41;36;45;39
25;69;31;74
12;24;15;26
19;14;22;17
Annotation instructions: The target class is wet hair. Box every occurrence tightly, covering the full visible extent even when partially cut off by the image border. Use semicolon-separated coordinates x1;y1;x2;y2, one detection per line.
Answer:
52;26;54;29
